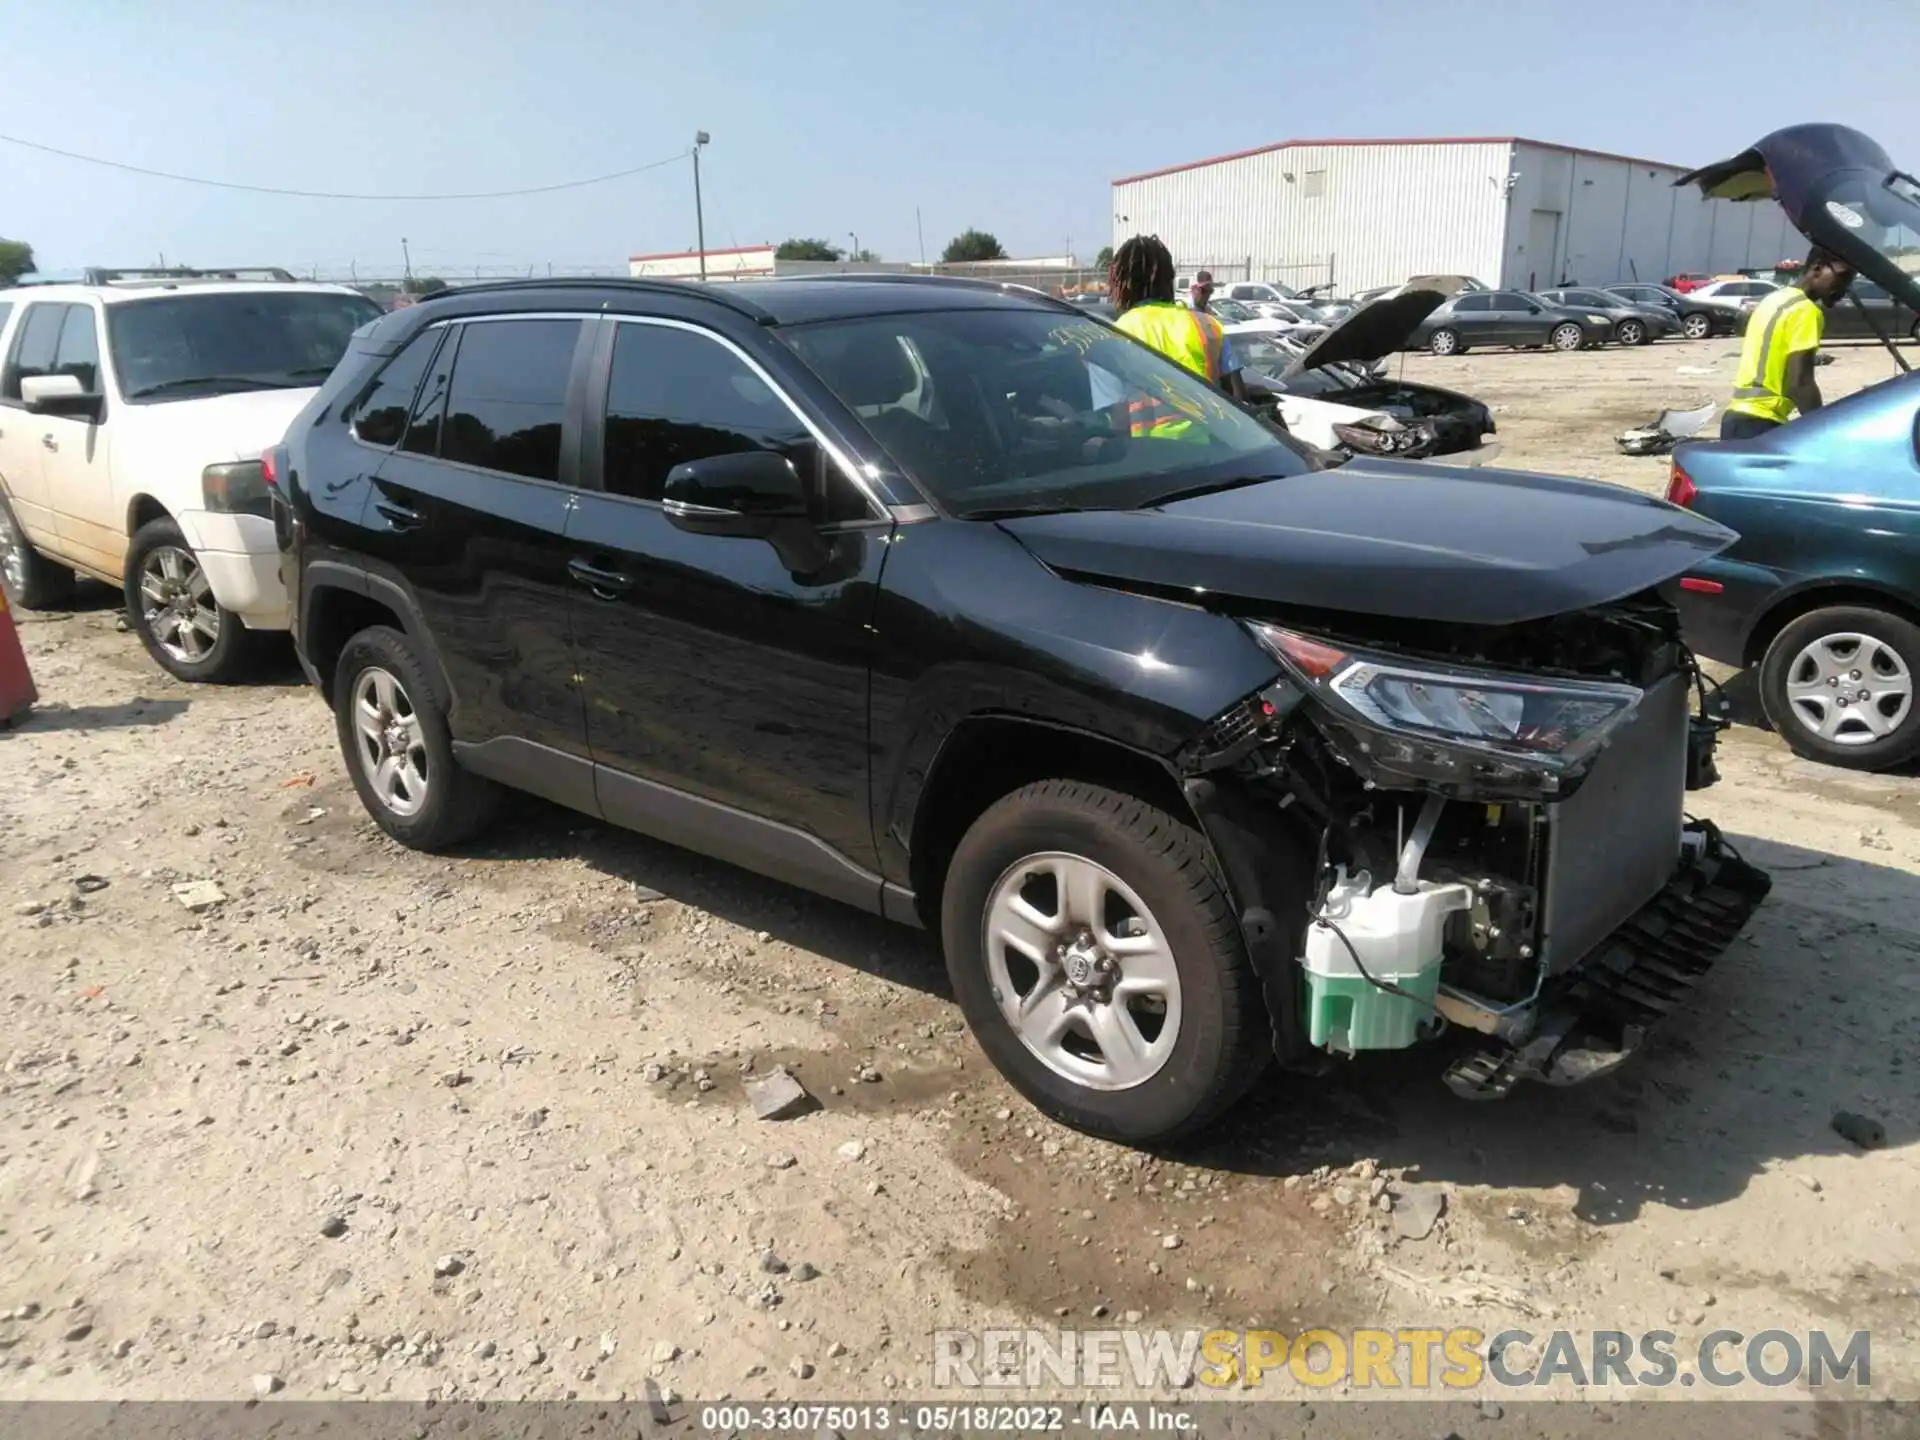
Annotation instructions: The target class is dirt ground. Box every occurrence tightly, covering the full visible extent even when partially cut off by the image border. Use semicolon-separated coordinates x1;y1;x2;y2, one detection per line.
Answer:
4;336;1919;1412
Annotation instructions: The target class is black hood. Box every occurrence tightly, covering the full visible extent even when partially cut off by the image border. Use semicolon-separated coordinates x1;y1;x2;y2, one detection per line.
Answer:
997;462;1735;627
1283;288;1447;376
1678;123;1920;312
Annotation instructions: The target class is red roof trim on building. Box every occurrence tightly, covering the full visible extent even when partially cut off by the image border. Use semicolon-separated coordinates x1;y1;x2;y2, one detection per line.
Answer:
627;243;774;263
1113;136;1685;187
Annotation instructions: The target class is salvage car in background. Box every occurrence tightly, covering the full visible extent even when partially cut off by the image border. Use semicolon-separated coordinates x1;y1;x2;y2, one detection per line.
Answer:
1671;121;1920;771
1820;280;1920;344
1606;282;1740;339
278;273;1763;1142
1538;287;1681;346
1410;290;1614;354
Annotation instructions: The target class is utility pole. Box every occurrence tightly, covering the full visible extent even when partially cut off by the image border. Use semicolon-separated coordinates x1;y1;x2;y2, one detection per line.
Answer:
848;232;859;264
692;131;711;281
916;208;925;267
401;237;413;290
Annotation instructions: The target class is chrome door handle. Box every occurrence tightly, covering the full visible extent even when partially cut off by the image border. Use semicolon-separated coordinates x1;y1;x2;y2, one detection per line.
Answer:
41;435;57;452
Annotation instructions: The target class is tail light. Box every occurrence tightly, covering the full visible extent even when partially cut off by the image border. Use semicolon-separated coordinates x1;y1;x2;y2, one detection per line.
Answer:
1666;459;1697;509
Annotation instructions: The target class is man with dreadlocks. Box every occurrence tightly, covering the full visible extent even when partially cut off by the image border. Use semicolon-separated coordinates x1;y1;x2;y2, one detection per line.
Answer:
1107;235;1248;405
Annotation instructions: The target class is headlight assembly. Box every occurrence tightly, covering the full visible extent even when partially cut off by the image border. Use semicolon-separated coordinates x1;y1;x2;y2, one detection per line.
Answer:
1247;622;1644;795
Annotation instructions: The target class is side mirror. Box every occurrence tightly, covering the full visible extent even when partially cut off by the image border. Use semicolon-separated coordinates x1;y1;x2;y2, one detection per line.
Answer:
21;373;102;420
662;451;808;538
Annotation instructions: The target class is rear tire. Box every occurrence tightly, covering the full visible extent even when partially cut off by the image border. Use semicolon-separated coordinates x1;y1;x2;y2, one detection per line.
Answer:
0;492;75;611
1551;323;1586;352
1616;318;1648;346
1427;328;1462;356
1683;312;1713;340
940;779;1271;1144
124;518;258;683
333;626;499;850
1758;606;1920;771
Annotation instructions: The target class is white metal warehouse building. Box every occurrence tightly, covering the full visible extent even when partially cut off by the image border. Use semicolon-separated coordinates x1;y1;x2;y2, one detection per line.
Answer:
1111;136;1800;295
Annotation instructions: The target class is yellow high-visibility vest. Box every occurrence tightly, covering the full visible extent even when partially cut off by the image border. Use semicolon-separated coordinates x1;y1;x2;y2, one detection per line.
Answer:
1113;302;1225;439
1727;287;1824;424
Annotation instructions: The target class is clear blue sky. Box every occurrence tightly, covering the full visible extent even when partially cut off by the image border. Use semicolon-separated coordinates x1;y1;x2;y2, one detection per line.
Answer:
7;0;1919;278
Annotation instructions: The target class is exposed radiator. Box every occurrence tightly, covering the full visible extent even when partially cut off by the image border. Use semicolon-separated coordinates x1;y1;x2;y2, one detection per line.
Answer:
1540;671;1690;974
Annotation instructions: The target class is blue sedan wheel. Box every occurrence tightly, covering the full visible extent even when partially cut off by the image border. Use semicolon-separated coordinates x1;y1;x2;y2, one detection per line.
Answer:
1761;606;1920;770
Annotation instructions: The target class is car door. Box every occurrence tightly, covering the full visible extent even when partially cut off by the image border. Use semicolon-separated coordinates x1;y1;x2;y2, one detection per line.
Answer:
0;302;89;560
565;315;891;904
357;314;595;809
1481;292;1530;344
1447;293;1494;341
36;303;119;577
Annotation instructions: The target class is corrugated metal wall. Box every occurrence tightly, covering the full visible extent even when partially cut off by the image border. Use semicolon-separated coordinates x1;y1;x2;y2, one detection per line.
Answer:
1112;142;1513;295
1113;140;1802;296
1505;143;1797;288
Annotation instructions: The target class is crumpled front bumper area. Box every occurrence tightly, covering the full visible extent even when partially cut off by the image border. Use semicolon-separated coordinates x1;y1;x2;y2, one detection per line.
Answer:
1444;820;1771;1100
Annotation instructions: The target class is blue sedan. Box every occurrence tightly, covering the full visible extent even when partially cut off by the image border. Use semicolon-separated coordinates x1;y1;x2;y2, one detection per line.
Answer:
1669;370;1920;770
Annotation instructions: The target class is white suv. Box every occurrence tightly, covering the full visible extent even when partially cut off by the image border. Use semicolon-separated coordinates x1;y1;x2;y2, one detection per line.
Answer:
0;269;382;680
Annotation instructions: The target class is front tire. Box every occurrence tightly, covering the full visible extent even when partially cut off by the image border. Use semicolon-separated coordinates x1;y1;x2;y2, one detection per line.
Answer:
1617;318;1648;346
124;518;257;683
940;780;1270;1144
333;626;499;849
1759;606;1920;771
1551;323;1586;352
0;492;75;611
1427;328;1462;356
1683;312;1713;340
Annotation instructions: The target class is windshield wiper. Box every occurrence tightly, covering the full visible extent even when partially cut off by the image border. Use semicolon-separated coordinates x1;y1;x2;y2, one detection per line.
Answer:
1138;472;1298;508
126;375;294;399
966;501;1104;520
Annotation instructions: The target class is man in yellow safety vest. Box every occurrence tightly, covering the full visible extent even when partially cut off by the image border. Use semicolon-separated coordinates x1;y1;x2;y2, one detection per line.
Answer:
1720;246;1856;440
1108;235;1248;407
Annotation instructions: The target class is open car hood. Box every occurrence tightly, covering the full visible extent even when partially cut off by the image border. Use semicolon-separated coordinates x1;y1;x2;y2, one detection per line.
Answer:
1678;123;1920;312
1282;288;1447;377
997;462;1735;627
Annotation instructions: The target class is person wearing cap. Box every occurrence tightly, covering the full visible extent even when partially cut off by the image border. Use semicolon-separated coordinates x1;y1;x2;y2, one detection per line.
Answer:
1190;270;1218;314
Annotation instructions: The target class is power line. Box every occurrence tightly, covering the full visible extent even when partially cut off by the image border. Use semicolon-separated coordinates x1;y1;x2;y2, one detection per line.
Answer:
0;133;691;201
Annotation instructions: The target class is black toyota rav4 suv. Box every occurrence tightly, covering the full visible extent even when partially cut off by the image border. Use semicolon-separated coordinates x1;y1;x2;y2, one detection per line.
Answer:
277;276;1768;1144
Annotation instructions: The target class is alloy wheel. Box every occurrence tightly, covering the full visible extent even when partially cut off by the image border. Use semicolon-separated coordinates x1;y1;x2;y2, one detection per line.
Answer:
351;666;431;817
1429;330;1457;356
1784;632;1913;746
1551;323;1584;352
982;851;1181;1091
0;504;24;598
1619;320;1645;346
138;545;221;663
1684;314;1712;339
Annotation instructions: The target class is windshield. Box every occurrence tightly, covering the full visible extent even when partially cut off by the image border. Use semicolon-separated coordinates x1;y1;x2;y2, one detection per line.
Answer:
107;290;383;400
781;308;1310;517
1211;299;1257;322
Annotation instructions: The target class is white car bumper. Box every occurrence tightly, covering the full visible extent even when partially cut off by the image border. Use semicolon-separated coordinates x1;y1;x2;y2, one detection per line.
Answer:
172;509;291;631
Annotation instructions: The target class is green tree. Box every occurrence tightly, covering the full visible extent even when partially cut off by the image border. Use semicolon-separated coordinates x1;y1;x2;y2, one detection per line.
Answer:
410;275;448;296
775;238;844;262
1094;245;1114;270
0;239;37;286
942;229;1007;263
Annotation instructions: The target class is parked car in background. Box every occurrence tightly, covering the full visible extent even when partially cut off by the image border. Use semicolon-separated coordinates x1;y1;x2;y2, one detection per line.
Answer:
1820;279;1920;343
277;274;1763;1139
1666;272;1713;293
1538;288;1681;346
1689;278;1778;309
1605;282;1740;339
1216;298;1328;344
1230;291;1495;458
1409;290;1615;354
0;268;381;679
1220;281;1302;307
1669;369;1920;770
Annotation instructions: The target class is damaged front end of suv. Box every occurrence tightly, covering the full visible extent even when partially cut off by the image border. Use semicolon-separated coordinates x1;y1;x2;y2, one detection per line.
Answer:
1162;556;1771;1099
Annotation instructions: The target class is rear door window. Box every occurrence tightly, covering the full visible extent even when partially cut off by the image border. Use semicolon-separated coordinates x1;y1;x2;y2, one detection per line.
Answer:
1453;294;1493;313
436;318;582;483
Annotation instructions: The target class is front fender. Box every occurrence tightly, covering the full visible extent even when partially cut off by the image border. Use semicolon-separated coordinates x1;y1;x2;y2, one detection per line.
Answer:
868;519;1279;884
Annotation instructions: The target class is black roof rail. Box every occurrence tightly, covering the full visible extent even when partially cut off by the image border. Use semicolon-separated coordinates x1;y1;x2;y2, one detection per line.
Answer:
406;276;776;324
778;271;1081;313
